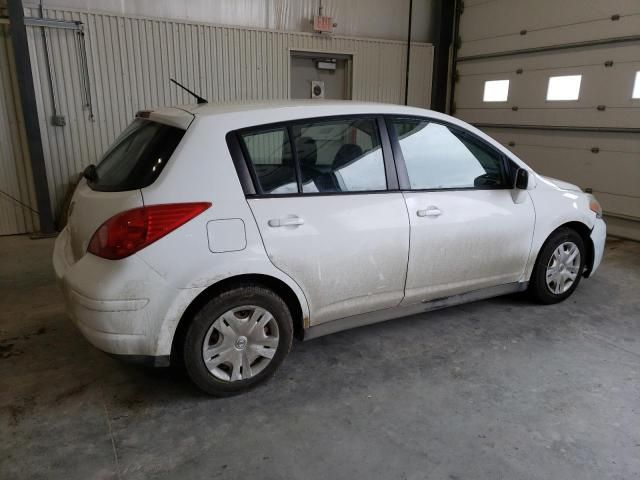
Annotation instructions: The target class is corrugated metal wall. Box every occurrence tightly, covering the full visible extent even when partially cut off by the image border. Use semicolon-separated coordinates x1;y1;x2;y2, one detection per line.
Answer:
35;0;438;43
1;5;432;231
0;19;39;235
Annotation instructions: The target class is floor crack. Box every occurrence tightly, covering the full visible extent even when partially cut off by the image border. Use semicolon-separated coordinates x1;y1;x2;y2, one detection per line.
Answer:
580;330;640;361
100;385;123;480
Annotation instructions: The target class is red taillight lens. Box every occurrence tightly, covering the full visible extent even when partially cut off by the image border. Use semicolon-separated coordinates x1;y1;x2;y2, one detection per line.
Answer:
88;202;211;260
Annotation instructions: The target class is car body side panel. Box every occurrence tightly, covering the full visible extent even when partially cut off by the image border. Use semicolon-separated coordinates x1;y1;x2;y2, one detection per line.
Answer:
149;252;311;357
589;218;606;275
402;189;535;304
524;173;598;280
136;116;311;356
248;194;410;326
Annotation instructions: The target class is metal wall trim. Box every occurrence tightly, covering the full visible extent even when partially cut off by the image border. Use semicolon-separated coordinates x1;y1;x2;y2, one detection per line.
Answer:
0;16;82;30
457;35;640;62
6;0;55;234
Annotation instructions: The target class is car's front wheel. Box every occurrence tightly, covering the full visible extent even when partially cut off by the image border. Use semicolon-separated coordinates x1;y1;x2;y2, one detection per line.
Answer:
183;285;293;396
529;227;585;304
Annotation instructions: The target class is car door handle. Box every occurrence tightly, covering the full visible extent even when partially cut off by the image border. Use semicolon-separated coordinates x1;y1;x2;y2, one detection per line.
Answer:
417;206;442;217
268;216;305;227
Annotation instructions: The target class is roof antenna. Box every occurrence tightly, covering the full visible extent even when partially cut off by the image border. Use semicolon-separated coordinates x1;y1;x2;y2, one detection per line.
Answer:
170;78;207;104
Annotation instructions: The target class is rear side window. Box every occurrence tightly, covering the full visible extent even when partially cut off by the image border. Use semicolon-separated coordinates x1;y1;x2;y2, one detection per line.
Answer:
90;119;185;191
391;119;508;190
239;117;387;194
241;128;297;194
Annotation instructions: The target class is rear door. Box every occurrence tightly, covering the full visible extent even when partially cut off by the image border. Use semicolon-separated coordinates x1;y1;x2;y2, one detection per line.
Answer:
388;117;535;304
239;117;410;326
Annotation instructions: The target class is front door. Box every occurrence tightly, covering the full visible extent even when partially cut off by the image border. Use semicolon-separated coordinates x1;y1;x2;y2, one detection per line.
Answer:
240;116;409;325
388;118;535;304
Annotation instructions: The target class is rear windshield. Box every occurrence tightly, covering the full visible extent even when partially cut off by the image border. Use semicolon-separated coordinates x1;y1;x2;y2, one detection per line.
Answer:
90;119;186;191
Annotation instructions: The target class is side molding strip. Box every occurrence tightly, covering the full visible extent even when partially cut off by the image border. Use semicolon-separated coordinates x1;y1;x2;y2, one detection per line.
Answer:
303;282;528;340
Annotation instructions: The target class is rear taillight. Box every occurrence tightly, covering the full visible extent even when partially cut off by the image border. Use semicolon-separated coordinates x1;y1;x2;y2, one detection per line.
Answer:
88;202;211;260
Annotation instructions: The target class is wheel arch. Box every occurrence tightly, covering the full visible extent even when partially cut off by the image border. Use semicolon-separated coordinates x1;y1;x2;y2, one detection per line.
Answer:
170;274;306;364
533;221;595;278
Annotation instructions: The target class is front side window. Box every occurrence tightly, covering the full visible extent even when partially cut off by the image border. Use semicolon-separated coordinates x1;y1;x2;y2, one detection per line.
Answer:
392;119;508;190
290;118;387;193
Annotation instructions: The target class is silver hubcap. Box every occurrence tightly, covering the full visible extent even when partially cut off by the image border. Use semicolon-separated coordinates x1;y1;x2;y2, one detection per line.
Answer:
546;241;581;295
202;306;279;382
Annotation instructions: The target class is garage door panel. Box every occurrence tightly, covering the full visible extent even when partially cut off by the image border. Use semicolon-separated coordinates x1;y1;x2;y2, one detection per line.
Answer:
594;192;640;221
455;0;640;239
484;128;640;153
456;58;640;120
605;215;640;241
460;17;640;58
461;0;638;40
458;43;640;76
456;107;640;129
479;129;640;218
460;0;640;57
506;145;639;199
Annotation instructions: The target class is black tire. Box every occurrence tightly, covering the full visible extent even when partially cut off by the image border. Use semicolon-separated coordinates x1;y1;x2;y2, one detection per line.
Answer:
183;285;293;396
529;227;585;304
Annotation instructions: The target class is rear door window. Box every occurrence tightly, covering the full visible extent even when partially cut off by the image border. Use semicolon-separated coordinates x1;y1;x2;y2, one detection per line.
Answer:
239;117;387;194
240;128;297;194
90;119;186;191
291;118;387;193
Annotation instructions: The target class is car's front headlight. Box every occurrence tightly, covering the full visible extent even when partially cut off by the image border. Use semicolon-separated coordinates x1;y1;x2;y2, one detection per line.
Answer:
588;194;603;219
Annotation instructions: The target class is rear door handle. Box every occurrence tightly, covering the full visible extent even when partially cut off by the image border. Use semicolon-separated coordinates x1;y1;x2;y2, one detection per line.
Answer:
268;216;305;227
417;206;442;217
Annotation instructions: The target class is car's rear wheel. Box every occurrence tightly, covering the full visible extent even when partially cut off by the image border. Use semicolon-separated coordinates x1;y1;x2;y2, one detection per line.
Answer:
183;285;293;396
529;227;585;304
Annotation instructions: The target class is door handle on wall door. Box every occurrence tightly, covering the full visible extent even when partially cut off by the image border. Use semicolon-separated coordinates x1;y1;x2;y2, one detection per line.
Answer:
417;206;442;217
268;216;305;227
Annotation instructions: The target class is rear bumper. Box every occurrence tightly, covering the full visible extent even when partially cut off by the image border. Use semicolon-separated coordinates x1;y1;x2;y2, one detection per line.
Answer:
588;218;606;276
53;227;175;361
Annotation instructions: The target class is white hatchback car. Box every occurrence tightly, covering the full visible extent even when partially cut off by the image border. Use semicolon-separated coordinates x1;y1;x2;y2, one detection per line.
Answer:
53;101;606;395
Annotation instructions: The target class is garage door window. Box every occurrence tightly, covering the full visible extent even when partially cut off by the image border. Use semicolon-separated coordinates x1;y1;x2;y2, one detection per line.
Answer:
633;71;640;99
392;119;508;190
546;75;582;101
483;80;509;102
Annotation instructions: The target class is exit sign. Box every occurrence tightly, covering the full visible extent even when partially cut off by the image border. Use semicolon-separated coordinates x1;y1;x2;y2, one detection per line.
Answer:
313;15;334;33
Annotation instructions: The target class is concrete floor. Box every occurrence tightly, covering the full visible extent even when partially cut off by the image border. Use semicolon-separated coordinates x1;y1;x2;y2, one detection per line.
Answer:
0;235;639;480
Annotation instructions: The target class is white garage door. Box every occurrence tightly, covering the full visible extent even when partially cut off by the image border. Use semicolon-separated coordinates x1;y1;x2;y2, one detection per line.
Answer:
453;0;640;240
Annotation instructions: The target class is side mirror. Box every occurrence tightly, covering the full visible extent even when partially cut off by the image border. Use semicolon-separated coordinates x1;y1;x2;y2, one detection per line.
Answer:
514;168;529;190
